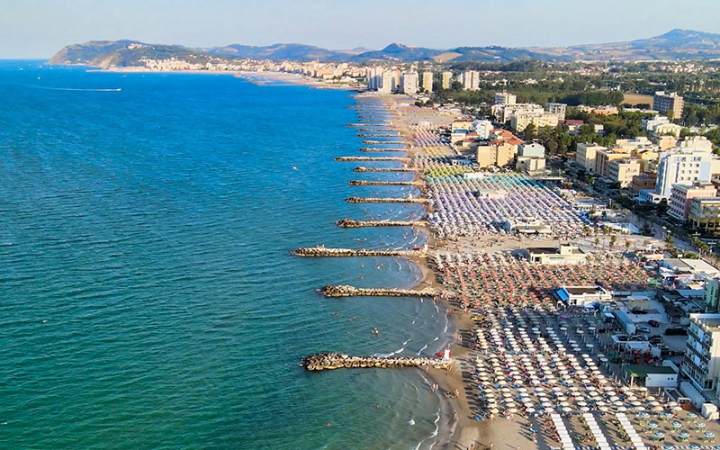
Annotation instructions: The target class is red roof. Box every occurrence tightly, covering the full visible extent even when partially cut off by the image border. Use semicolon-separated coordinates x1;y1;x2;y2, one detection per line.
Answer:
565;120;584;126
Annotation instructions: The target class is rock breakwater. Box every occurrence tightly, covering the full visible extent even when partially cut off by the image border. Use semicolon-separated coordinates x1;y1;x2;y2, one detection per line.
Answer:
291;247;424;257
359;147;406;152
348;180;422;186
334;156;409;162
362;140;406;145
320;284;440;298
335;218;425;228
353;167;419;173
345;197;429;204
301;352;447;371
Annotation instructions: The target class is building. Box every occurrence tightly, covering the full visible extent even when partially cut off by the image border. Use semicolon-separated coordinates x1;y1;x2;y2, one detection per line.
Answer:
596;149;632;177
528;244;587;265
494;91;517;105
462;71;480;91
706;279;720;313
472;120;494;139
379;70;399;93
623;365;678;388
653;91;684;117
575;143;608;173
689;197;720;236
441;71;453;89
668;183;717;222
400;72;419;95
366;67;382;90
655;135;679;151
501;217;552;234
493;103;544;123
421;72;433;93
681;313;720;391
630;172;657;195
608;159;642;188
546;103;567;120
510;112;560;132
518;142;545;158
476;142;515;168
655;138;716;198
555;285;611;307
517;156;546;173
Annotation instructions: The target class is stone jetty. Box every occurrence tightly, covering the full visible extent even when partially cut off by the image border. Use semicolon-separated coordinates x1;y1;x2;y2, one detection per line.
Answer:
291;247;424;257
302;352;447;371
359;147;406;153
357;133;399;138
348;180;422;186
345;197;429;204
362;140;406;145
353;167;420;173
345;123;386;127
320;284;440;298
335;218;425;228
334;156;409;162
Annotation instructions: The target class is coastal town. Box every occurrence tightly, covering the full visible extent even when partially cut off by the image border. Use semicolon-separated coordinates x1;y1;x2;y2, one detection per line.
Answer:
128;46;720;449
288;70;720;450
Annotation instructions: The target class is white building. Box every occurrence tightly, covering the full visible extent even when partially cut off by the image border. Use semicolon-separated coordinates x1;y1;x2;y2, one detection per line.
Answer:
472;119;494;139
682;314;720;392
518;142;546;158
462;71;480;91
546;103;567;120
655;138;716;198
401;72;419;95
493;103;544;123
379;70;399;93
494;91;517;105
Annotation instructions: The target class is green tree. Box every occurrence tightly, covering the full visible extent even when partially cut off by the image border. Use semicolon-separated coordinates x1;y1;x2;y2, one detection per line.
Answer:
609;235;618;251
523;122;537;141
665;235;675;252
625;240;631;253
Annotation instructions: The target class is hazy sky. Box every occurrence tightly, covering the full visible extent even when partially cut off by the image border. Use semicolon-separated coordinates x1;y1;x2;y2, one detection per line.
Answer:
2;0;720;58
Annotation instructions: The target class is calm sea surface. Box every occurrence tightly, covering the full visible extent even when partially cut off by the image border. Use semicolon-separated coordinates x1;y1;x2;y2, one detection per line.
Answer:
0;62;452;449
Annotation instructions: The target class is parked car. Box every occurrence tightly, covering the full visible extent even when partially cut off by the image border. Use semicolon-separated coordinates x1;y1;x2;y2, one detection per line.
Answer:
649;335;663;344
638;326;651;333
649;320;660;327
665;327;688;336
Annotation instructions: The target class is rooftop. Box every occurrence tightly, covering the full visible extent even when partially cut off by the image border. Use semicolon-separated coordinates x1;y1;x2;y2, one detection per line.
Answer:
625;364;677;377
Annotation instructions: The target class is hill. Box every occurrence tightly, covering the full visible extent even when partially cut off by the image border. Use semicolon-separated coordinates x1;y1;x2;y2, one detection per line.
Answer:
48;29;720;68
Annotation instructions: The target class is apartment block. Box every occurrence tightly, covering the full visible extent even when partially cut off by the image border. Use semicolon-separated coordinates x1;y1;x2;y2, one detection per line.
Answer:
653;91;684;117
668;183;717;222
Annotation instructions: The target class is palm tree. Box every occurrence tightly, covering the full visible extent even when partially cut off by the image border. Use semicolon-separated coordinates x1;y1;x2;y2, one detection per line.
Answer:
624;240;631;254
594;237;600;248
665;235;675;252
609;235;617;251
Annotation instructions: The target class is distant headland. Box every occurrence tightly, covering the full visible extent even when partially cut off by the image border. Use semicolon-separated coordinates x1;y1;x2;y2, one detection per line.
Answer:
48;29;720;69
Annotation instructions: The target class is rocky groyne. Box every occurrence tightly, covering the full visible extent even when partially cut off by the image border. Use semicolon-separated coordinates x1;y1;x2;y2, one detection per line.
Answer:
346;123;386;127
345;197;429;204
362;140;406;145
320;284;440;298
353;167;419;173
334;156;409;162
357;134;399;138
359;147;406;153
348;180;422;186
335;218;425;228
302;352;447;371
292;247;424;257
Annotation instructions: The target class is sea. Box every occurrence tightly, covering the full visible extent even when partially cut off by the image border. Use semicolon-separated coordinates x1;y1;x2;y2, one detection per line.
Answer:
0;61;454;449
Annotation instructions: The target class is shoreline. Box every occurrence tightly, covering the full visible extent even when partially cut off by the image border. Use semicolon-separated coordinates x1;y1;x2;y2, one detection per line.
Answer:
364;94;482;450
87;66;362;90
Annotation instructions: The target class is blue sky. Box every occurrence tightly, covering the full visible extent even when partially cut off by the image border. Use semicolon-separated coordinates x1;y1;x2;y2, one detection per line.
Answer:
2;0;720;58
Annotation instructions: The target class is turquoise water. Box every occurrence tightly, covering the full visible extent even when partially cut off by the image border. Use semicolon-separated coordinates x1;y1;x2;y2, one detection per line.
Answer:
0;62;452;449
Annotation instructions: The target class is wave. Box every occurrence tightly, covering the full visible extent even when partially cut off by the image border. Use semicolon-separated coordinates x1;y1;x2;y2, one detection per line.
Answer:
33;86;122;92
